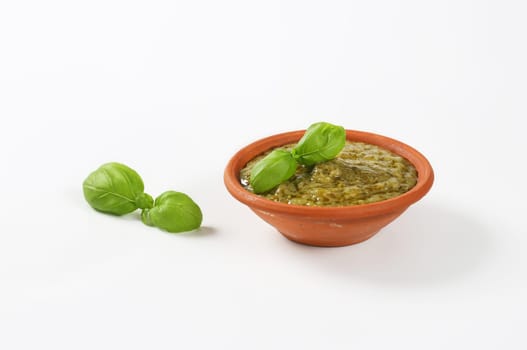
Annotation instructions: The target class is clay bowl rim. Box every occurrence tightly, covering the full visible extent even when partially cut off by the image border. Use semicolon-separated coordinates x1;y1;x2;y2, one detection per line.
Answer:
224;129;434;219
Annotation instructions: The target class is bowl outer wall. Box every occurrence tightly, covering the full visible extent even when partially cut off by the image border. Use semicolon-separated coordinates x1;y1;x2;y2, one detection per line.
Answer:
224;129;434;220
250;207;407;246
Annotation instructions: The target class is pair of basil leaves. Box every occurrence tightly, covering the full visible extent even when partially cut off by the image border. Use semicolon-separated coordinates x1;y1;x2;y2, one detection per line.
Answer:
250;122;346;193
83;163;202;233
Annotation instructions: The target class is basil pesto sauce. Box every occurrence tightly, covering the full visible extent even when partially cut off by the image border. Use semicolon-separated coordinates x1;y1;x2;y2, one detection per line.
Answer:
240;142;418;206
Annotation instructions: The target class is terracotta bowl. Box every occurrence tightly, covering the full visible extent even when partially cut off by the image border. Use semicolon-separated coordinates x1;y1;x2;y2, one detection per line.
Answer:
224;130;434;247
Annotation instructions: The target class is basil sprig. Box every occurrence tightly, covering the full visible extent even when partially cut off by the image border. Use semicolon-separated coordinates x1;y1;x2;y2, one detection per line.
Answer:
83;162;202;233
250;122;346;194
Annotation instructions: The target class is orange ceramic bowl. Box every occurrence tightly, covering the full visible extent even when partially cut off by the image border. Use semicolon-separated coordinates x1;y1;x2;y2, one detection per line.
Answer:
224;130;434;247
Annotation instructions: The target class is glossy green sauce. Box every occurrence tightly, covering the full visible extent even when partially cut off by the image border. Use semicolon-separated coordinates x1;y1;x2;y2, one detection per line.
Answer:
240;141;418;206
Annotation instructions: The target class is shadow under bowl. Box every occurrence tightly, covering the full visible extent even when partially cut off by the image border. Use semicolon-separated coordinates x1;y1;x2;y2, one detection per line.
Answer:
224;130;434;247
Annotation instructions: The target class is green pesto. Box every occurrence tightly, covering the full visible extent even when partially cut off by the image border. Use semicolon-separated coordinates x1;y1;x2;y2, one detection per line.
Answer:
240;142;418;207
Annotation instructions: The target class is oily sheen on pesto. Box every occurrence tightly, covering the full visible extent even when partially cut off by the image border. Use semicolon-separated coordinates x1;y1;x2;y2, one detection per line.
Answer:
240;141;418;207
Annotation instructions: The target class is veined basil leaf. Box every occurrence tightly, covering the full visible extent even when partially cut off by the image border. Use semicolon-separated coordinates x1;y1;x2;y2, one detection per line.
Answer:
142;191;203;233
83;162;153;215
250;149;297;194
291;122;346;166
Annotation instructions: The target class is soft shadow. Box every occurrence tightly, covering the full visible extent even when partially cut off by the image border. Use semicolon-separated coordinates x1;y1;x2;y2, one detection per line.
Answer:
287;203;495;287
121;211;142;221
177;226;217;237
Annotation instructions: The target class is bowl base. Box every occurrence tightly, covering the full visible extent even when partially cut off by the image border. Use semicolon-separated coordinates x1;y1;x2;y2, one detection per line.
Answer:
279;229;380;247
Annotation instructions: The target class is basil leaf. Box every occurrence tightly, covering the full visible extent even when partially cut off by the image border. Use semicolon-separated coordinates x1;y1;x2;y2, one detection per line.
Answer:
83;162;153;215
291;122;346;166
142;191;203;233
250;149;297;194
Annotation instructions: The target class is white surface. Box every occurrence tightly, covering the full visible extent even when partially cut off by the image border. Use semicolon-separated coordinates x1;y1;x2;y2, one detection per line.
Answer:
1;1;526;349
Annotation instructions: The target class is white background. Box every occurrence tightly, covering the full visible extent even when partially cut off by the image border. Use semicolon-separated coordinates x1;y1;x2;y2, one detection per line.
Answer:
1;0;526;349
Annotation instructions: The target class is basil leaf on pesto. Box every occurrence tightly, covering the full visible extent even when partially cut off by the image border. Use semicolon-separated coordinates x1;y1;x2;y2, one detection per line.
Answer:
250;149;297;194
291;122;346;166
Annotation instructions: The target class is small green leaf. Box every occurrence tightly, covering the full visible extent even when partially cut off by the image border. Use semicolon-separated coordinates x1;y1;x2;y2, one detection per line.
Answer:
142;191;203;233
82;162;152;215
250;149;297;194
291;122;346;166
